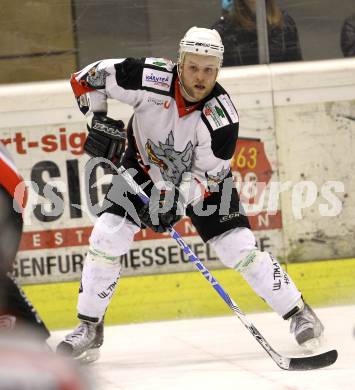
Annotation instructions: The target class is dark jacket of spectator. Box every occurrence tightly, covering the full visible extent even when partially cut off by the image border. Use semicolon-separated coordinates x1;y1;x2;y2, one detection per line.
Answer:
212;3;302;67
341;14;355;57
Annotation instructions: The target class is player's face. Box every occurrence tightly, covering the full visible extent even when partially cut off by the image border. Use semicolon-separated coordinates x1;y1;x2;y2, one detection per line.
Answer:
179;54;219;102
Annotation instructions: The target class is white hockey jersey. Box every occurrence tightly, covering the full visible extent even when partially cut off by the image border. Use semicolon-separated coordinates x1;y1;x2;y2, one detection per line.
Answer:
71;57;239;204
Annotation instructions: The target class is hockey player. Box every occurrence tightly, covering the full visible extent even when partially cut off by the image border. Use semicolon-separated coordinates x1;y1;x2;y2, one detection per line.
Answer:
0;142;50;342
57;27;323;362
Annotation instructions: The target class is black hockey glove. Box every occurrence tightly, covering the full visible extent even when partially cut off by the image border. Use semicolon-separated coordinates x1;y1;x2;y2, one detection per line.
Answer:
84;114;126;164
138;188;185;233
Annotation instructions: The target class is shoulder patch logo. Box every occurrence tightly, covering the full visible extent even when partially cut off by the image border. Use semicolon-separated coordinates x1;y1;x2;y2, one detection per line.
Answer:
145;57;175;71
86;64;109;88
218;94;239;123
203;98;230;130
142;68;172;92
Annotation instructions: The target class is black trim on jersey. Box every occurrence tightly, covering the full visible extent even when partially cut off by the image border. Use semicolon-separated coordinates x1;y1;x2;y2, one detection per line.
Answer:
200;83;239;160
202;118;239;160
216;95;233;123
144;64;174;72
114;58;145;90
115;58;175;96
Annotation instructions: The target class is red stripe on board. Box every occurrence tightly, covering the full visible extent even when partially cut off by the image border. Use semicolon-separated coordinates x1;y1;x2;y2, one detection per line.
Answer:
19;226;93;251
19;212;282;252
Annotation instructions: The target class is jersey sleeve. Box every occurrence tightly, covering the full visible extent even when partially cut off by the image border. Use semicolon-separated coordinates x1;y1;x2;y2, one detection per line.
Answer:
180;90;239;205
70;57;175;115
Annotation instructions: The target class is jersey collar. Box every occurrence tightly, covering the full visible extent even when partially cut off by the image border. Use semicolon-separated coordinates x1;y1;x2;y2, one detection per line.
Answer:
174;78;201;118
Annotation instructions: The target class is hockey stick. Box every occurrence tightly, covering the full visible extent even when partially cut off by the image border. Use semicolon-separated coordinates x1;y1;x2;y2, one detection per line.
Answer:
116;165;337;371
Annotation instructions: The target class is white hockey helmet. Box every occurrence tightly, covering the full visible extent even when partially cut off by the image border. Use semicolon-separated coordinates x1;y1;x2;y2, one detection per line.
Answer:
178;27;224;67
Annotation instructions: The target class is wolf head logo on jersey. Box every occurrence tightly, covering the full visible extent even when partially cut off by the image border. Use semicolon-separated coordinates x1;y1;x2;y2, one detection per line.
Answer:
145;131;193;185
86;63;109;89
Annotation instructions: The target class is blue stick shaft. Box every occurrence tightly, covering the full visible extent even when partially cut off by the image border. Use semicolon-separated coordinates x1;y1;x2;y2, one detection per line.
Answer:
113;164;335;371
116;165;285;364
118;166;241;314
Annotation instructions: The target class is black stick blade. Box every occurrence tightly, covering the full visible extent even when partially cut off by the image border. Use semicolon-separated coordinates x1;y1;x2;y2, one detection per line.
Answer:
288;349;338;371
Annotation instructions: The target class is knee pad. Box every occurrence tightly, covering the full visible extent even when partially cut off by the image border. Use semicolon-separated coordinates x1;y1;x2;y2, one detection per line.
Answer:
90;212;140;258
86;246;121;267
210;228;257;269
211;228;301;317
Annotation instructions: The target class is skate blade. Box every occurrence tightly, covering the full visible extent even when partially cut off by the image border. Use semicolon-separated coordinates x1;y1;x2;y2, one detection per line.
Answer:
76;348;101;364
300;335;324;352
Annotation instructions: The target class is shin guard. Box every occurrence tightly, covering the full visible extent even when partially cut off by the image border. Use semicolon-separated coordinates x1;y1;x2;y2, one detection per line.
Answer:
237;250;301;317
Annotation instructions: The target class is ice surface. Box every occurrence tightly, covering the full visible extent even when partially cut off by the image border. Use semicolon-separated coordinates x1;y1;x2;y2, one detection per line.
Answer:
50;305;355;390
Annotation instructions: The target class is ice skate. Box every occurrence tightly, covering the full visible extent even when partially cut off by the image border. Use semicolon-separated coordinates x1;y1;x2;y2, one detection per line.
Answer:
56;320;104;364
290;302;324;351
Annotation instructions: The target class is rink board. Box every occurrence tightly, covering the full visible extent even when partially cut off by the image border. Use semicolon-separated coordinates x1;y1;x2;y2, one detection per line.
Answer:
23;257;355;330
1;59;354;285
